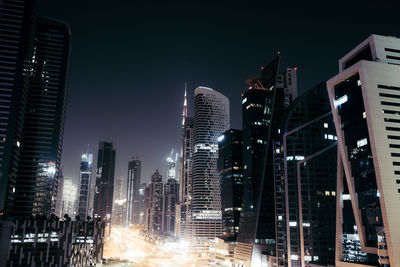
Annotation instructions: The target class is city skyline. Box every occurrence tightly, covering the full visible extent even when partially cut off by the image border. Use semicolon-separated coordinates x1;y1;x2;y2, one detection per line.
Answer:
37;0;400;183
3;1;400;266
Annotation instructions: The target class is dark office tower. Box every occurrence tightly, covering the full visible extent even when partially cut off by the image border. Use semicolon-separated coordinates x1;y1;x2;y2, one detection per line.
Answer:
189;86;230;248
328;35;400;266
13;17;70;217
162;178;179;236
0;0;37;214
176;87;194;238
126;159;141;225
234;54;297;267
217;129;243;240
147;170;163;234
280;83;337;266
78;153;93;219
93;142;116;222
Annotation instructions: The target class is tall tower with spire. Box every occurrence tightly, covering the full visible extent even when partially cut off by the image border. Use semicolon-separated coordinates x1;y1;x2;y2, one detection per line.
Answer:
175;84;194;238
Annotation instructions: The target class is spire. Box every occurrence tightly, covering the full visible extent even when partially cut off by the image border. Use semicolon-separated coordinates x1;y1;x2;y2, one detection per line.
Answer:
182;82;188;127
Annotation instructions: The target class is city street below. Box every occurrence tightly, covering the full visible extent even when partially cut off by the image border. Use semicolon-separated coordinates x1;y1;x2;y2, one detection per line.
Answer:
102;226;212;267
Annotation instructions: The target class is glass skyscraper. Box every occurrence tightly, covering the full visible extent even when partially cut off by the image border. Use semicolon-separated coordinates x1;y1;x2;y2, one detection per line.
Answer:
188;86;229;248
78;153;93;219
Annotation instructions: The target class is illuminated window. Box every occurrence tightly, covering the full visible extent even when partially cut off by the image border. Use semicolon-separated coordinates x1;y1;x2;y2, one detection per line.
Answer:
324;123;328;128
357;138;368;148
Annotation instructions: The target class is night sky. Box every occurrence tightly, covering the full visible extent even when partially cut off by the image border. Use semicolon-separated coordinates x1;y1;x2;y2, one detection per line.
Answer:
38;0;399;184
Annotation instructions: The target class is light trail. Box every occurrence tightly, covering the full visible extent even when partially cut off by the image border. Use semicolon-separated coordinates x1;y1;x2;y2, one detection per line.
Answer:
103;226;211;267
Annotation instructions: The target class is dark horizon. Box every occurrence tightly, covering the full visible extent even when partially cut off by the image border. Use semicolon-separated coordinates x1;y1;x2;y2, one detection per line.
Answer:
38;0;400;183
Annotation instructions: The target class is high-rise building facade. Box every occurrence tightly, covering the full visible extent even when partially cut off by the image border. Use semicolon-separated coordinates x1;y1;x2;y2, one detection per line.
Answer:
147;170;163;234
188;86;230;248
0;0;37;214
138;183;146;225
235;55;297;266
162;178;179;236
280;83;337;266
327;34;400;266
78;153;93;219
93;142;116;222
217;129;243;240
126;159;141;225
12;17;70;217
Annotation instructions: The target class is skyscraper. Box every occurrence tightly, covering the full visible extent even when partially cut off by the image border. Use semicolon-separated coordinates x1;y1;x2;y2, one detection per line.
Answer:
0;0;37;215
327;34;400;266
78;152;93;219
234;55;297;266
126;159;141;225
176;87;194;238
217;129;243;240
188;86;230;248
93;142;116;222
11;17;70;217
162;178;179;236
147;170;163;234
280;83;337;266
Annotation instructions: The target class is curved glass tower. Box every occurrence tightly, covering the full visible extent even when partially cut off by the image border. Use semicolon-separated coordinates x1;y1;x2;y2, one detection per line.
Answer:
189;86;229;247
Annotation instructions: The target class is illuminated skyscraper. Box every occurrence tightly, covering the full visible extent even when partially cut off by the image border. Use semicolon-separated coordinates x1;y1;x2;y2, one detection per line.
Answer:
176;87;194;238
328;34;400;266
78;152;93;219
188;86;229;248
93;142;116;222
126;159;141;225
13;17;70;217
147;170;163;234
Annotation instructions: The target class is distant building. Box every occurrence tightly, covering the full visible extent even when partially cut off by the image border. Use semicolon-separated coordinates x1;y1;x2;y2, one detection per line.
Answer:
147;170;163;234
126;159;141;225
62;176;78;218
176;87;194;238
188;86;230;249
217;129;243;240
77;153;93;219
93;142;116;223
138;183;146;225
113;178;126;226
327;34;400;266
166;149;179;182
162;178;179;236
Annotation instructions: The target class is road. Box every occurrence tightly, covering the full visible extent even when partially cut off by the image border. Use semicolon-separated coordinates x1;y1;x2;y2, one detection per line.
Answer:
102;226;212;267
